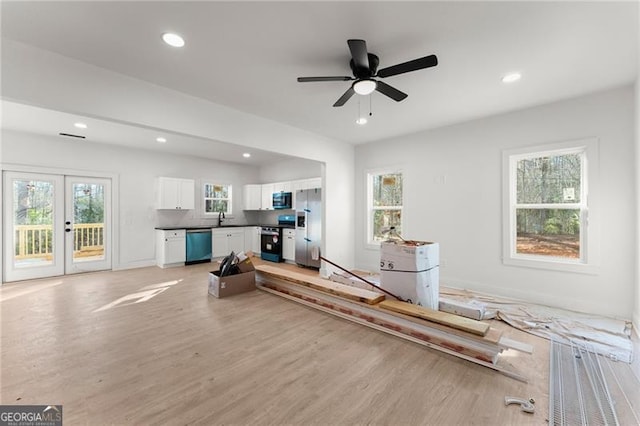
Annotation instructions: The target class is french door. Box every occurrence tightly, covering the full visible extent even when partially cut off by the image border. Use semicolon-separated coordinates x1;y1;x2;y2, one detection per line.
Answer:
3;171;112;282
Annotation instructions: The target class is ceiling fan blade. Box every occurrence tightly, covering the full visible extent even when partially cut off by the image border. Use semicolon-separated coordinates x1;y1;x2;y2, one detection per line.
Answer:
375;81;408;102
347;39;369;71
333;87;355;107
377;54;438;78
297;76;352;82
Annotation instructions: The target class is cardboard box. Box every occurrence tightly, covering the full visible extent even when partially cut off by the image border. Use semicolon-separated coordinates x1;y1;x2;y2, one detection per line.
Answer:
208;270;256;298
380;241;439;272
236;255;255;273
380;240;440;309
381;267;439;309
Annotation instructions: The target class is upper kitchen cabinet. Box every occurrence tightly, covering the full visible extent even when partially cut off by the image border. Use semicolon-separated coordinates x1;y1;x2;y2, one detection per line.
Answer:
157;177;195;210
261;183;274;210
242;184;262;210
273;181;292;193
294;177;321;191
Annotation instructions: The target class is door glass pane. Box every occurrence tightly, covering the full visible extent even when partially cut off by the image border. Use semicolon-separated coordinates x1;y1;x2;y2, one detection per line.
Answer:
516;208;580;258
72;183;105;262
13;179;55;267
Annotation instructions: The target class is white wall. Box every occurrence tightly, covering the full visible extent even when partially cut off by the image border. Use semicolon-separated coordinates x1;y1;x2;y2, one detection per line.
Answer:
1;130;261;270
259;157;322;183
1;40;355;271
633;5;640;380
355;86;635;319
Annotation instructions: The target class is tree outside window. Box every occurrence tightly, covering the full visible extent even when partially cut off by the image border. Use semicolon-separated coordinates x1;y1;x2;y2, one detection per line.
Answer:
367;171;403;244
204;183;232;215
510;148;585;261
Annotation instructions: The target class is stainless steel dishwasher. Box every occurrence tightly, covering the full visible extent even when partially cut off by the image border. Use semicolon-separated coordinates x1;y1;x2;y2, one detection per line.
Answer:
185;229;212;265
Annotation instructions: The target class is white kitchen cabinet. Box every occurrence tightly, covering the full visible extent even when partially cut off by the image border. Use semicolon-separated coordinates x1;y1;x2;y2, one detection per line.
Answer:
273;181;292;193
156;229;186;268
293;177;321;191
283;228;296;262
243;184;262;210
292;177;321;208
305;177;321;189
244;226;261;255
157;177;195;210
212;228;246;258
261;183;274;210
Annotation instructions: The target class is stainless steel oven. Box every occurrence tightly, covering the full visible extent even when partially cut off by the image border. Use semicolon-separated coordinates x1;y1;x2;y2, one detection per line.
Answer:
260;226;282;262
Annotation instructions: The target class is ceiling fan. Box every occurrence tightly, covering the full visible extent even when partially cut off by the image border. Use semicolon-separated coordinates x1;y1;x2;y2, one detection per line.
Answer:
297;39;438;107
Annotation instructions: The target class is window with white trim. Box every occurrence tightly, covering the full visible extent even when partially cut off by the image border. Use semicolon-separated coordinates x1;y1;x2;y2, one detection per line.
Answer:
503;139;598;272
203;183;232;215
367;170;403;245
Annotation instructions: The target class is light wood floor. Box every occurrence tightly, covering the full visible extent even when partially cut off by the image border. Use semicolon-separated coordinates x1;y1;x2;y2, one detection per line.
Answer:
0;260;632;425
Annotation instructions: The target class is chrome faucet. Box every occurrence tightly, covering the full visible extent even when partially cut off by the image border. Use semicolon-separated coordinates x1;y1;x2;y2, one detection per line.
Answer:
218;211;225;226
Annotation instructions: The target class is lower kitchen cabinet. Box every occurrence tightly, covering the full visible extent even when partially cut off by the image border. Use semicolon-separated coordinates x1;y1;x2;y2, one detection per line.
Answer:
212;228;245;258
156;229;186;268
244;226;261;255
283;228;295;262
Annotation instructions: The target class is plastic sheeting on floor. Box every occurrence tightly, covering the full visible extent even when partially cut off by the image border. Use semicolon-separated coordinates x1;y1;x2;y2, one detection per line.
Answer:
440;287;633;363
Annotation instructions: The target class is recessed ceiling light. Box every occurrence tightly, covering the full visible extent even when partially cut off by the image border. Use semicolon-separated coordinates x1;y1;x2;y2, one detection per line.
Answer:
74;122;87;129
501;72;522;83
162;33;185;48
356;117;368;125
242;153;251;158
156;137;167;143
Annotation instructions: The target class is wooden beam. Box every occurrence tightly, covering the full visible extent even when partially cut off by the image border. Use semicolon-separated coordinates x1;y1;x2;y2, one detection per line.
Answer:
370;304;504;345
257;280;528;383
378;300;490;336
255;264;385;305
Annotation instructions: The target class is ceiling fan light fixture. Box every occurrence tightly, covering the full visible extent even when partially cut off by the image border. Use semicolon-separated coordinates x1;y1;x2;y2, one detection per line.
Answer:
353;79;377;96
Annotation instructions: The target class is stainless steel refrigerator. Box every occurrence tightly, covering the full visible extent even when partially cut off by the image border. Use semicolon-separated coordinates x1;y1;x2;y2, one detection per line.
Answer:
295;188;322;268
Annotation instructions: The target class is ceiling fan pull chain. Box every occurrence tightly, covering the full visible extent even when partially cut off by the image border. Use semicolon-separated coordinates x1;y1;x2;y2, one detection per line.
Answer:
369;94;373;117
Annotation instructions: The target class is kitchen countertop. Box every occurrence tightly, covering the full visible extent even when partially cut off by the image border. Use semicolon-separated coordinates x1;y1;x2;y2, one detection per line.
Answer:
155;224;295;230
155;225;250;230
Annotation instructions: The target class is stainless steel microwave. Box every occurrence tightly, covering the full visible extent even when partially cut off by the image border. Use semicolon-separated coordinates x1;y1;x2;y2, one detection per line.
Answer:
272;191;292;209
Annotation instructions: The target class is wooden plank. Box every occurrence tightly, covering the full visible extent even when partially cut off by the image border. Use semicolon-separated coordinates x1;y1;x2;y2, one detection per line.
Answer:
257;282;528;383
379;299;490;336
255;264;385;305
369;303;504;345
498;337;534;354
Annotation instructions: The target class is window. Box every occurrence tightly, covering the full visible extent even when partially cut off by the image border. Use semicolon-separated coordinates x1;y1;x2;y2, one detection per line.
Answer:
203;183;232;215
503;138;599;273
367;170;403;245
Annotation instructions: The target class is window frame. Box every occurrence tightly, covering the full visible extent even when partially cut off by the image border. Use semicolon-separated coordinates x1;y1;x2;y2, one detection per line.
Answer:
502;138;599;274
366;168;404;248
202;182;233;216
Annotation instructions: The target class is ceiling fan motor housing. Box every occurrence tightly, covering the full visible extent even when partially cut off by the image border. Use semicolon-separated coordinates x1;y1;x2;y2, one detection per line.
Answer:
350;53;380;79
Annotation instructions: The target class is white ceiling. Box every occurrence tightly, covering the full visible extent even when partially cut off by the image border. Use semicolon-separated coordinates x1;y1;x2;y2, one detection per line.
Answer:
1;1;638;160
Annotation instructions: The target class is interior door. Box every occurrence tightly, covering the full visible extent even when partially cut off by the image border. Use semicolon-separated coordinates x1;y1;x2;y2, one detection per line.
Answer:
3;172;65;281
65;176;112;274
